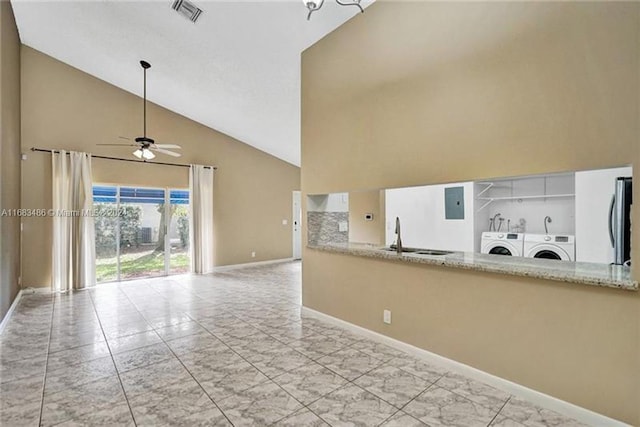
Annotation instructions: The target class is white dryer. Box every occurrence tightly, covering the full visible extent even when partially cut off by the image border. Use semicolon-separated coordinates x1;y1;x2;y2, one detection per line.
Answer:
524;234;575;261
481;232;525;257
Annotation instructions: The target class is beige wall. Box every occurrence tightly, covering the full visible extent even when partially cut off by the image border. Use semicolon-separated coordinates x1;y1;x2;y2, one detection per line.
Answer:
302;2;639;424
348;190;383;245
21;46;300;287
0;0;21;321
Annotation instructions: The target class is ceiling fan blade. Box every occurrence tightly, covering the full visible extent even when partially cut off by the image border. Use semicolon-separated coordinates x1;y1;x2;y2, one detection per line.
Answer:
96;143;138;147
154;144;181;149
118;136;131;141
151;147;182;157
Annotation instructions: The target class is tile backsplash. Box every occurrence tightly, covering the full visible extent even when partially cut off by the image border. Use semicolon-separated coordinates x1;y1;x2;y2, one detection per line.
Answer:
307;211;348;245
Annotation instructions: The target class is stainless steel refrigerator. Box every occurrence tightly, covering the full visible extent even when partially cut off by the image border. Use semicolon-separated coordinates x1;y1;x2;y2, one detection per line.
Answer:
609;177;633;265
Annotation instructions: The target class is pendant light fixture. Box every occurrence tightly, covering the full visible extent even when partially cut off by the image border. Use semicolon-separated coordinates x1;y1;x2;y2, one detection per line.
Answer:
303;0;364;21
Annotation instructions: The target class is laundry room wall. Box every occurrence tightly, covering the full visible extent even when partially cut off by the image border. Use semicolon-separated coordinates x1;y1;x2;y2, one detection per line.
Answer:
384;182;475;251
477;173;576;237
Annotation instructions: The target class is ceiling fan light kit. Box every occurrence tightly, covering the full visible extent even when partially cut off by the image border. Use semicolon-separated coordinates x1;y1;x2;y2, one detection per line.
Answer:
303;0;364;21
133;148;155;160
142;148;155;160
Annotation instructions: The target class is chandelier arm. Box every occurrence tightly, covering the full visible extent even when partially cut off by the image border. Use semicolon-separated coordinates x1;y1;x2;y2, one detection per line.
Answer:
335;0;364;13
306;0;324;20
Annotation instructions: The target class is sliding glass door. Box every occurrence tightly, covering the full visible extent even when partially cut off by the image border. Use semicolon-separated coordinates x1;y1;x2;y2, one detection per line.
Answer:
118;187;166;280
94;185;190;283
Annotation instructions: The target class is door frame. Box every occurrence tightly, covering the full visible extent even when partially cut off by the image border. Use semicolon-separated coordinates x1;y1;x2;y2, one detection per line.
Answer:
292;191;302;260
164;189;170;276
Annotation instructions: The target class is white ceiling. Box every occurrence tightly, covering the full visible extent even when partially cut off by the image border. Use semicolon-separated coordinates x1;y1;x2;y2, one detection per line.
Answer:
11;0;372;166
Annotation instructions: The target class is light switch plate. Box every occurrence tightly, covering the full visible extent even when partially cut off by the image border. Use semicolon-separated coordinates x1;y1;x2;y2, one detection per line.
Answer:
282;219;288;225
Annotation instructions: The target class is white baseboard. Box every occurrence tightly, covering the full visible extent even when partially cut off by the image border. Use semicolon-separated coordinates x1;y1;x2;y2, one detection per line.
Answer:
21;286;52;294
301;306;628;427
0;290;23;335
213;258;295;272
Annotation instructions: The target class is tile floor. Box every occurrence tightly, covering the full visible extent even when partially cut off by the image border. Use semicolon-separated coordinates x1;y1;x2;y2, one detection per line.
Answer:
0;261;589;426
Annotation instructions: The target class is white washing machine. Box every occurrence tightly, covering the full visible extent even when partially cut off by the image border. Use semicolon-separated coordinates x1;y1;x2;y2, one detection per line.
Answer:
524;234;575;261
481;232;525;257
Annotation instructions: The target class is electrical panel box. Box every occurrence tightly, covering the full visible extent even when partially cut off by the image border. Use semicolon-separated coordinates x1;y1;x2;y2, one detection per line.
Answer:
445;186;465;220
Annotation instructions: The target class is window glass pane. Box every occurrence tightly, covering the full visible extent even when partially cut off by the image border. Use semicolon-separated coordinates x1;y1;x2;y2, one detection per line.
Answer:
93;186;117;203
169;189;190;274
120;187;165;204
94;191;119;283
170;189;189;205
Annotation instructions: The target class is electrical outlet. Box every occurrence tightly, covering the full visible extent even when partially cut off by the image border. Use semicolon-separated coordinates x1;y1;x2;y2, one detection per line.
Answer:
383;310;391;324
251;251;256;258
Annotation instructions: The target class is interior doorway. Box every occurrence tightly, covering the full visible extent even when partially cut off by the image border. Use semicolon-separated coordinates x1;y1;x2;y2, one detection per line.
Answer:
93;185;190;283
292;191;302;260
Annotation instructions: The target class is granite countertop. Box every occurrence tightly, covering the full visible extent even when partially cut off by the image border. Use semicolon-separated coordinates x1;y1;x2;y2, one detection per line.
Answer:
307;242;638;291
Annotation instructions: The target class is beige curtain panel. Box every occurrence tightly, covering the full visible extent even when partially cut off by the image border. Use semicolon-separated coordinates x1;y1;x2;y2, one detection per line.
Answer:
189;164;215;274
51;150;96;292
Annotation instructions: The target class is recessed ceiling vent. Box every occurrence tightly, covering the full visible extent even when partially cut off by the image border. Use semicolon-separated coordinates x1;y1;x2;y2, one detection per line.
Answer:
171;0;203;23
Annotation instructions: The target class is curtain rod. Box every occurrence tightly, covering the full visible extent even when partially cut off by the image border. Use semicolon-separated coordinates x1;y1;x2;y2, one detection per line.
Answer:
30;148;217;170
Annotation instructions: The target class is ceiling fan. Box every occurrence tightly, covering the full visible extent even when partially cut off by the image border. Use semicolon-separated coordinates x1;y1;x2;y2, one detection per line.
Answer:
98;60;182;160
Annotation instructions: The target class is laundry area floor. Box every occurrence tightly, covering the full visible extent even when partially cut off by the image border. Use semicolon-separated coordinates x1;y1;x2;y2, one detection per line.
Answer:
1;262;587;426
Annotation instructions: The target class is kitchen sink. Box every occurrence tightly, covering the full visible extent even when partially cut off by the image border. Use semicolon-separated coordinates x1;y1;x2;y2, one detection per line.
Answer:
381;247;420;253
415;249;454;256
380;247;453;256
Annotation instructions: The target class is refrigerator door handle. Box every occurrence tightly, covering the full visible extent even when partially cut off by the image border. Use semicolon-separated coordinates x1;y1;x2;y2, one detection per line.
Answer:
608;194;616;248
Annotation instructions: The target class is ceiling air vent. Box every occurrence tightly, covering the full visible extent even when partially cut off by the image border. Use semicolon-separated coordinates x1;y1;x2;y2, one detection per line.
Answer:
171;0;203;23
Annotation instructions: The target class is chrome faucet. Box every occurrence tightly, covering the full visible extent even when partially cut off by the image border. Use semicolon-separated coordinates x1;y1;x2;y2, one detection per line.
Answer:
395;216;403;254
544;215;552;235
491;213;502;231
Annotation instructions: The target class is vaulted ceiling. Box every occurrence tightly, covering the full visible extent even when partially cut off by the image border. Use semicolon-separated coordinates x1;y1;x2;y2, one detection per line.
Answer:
12;0;371;165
